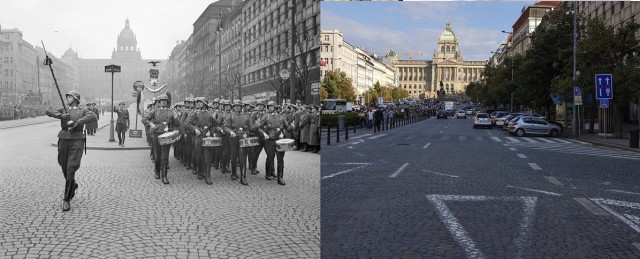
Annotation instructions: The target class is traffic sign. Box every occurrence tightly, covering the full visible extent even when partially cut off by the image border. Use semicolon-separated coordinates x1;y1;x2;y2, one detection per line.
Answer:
574;86;582;96
574;95;582;106
600;99;609;108
595;74;613;99
280;69;290;80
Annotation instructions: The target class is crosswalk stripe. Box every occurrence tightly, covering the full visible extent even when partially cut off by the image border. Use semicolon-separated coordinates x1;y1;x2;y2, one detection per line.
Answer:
553;138;572;144
490;136;501;142
441;136;451;140
506;137;521;143
537;138;556;143
521;137;538;143
458;136;467;141
565;139;591;145
475;136;484;141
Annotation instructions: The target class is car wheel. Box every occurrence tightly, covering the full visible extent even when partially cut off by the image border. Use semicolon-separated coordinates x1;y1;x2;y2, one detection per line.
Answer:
515;128;525;137
549;129;559;137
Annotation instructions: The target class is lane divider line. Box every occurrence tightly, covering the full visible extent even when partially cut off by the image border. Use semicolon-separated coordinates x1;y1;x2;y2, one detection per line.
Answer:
528;163;542;170
390;163;409;178
423;170;459;178
574;198;609;216
544;176;564;186
607;189;640;196
423;143;431;149
322;165;368;180
517;154;528;159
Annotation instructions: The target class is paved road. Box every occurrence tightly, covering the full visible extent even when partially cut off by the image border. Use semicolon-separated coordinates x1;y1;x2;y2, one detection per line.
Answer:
0;121;319;258
322;116;640;258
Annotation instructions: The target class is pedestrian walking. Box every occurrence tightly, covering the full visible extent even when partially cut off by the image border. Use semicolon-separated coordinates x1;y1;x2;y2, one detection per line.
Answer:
45;90;97;212
367;109;374;129
374;107;383;131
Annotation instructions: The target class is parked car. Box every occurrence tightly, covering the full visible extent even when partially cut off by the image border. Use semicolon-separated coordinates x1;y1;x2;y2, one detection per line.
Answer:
491;111;510;125
507;116;562;137
465;109;474;115
437;110;448;119
456;110;466;119
502;113;522;130
473;113;492;129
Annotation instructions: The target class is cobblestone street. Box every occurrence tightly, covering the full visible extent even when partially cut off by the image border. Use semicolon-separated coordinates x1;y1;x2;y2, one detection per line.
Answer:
0;120;320;258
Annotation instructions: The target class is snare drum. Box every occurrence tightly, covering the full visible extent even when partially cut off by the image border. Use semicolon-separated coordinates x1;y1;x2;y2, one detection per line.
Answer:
158;130;180;145
202;137;222;147
275;138;296;152
239;137;259;148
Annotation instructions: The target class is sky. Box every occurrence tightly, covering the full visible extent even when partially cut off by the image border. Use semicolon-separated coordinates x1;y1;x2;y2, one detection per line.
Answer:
321;1;537;61
0;0;217;60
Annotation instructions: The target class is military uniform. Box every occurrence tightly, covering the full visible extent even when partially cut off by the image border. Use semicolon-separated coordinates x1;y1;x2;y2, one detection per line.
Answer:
249;102;266;176
186;97;215;184
115;102;130;147
183;98;196;171
298;106;311;151
46;90;97;211
142;94;178;184
208;99;223;170
308;105;320;152
219;100;232;174
223;100;250;185
256;101;289;185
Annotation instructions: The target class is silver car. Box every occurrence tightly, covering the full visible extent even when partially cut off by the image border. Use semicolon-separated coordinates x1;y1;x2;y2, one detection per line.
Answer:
473;113;492;129
507;116;562;137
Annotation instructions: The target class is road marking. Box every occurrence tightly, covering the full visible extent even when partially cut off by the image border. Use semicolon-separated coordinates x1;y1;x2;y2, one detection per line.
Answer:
566;139;591;145
632;243;640;252
423;169;459;178
503;143;510;146
351;134;372;139
507;185;563;196
537;138;556;143
336;163;370;165
368;134;387;140
544;176;564;186
506;137;521;143
509;148;517;151
322;165;369;180
348;146;353;149
553;138;572;144
440;130;444;134
423;143;431;149
521;137;538;143
426;195;537;259
474;136;484;141
490;136;501;142
517;154;528;159
574;198;609;216
590;198;640;233
607;189;640;196
390;163;409;178
458;136;466;141
601;182;612;186
528;163;541;170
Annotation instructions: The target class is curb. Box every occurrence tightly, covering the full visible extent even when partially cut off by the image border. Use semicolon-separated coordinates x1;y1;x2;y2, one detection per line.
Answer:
574;137;640;153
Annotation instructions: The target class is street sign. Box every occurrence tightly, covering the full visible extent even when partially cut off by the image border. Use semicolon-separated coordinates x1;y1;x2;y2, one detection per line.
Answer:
105;64;121;73
574;95;582;106
595;74;613;99
573;86;582;96
133;81;144;92
600;99;609;108
280;69;290;80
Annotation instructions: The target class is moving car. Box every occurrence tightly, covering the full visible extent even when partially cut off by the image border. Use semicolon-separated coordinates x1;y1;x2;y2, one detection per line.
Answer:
507;116;562;137
473;113;492;129
456;110;466;119
436;110;448;119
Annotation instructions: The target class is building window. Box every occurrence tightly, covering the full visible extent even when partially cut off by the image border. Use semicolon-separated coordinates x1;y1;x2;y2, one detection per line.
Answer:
446;46;450;52
324;35;329;41
441;46;445;52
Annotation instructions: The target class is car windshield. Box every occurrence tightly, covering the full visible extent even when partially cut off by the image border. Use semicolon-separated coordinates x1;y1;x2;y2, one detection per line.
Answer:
476;114;489;118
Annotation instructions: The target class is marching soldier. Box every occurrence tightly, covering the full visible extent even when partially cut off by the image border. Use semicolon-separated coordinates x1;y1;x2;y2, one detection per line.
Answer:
208;98;223;170
223;100;250;185
183;97;196;171
92;103;100;135
186;97;215;184
298;105;311;152
241;101;256;176
256;101;290;185
145;98;157;161
173;102;185;162
46;90;97;211
142;94;178;184
250;101;266;176
219;100;232;174
283;104;296;139
115;101;130;147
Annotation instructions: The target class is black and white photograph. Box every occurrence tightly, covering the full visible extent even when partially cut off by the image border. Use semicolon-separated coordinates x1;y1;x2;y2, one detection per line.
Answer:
0;0;320;257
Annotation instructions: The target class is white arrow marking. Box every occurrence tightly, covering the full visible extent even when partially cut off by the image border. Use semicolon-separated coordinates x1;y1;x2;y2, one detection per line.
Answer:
590;198;640;233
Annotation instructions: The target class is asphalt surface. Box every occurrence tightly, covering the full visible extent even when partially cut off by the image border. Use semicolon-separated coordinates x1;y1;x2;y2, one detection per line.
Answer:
322;114;640;258
0;120;320;258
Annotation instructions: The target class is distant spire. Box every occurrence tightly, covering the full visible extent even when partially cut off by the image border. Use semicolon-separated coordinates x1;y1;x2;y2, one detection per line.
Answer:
446;19;451;31
125;18;129;28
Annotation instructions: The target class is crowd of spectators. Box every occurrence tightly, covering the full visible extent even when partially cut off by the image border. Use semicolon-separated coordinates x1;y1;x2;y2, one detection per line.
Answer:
0;104;50;121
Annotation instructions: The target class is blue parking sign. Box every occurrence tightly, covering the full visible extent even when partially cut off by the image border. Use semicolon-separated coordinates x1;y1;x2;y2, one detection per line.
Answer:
574;87;581;96
595;74;613;99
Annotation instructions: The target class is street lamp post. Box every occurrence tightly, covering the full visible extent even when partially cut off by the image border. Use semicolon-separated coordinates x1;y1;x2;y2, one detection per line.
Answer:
104;64;121;142
571;2;578;136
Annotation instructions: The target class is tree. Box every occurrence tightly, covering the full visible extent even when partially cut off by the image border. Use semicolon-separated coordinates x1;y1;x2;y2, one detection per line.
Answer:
320;69;356;101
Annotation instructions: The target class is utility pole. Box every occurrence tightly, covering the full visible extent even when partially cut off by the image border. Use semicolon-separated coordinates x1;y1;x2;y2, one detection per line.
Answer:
572;2;578;136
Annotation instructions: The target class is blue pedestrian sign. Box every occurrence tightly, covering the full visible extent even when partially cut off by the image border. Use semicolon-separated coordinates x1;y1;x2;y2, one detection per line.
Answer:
600;99;609;108
595;74;613;99
574;86;582;96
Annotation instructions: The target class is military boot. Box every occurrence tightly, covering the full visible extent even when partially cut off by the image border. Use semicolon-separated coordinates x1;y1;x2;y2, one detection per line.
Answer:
62;181;72;211
162;165;169;184
205;169;212;185
240;166;248;186
277;164;285;186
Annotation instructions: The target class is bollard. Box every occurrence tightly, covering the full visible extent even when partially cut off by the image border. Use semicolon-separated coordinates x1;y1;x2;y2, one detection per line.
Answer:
336;123;340;143
327;125;331;145
345;122;349;140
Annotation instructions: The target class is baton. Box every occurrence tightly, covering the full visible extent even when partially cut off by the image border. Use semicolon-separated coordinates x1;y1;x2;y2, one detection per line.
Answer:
41;41;67;113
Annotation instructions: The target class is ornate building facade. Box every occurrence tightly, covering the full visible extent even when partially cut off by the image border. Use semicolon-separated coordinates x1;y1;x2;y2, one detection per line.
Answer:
388;21;487;99
62;19;166;104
